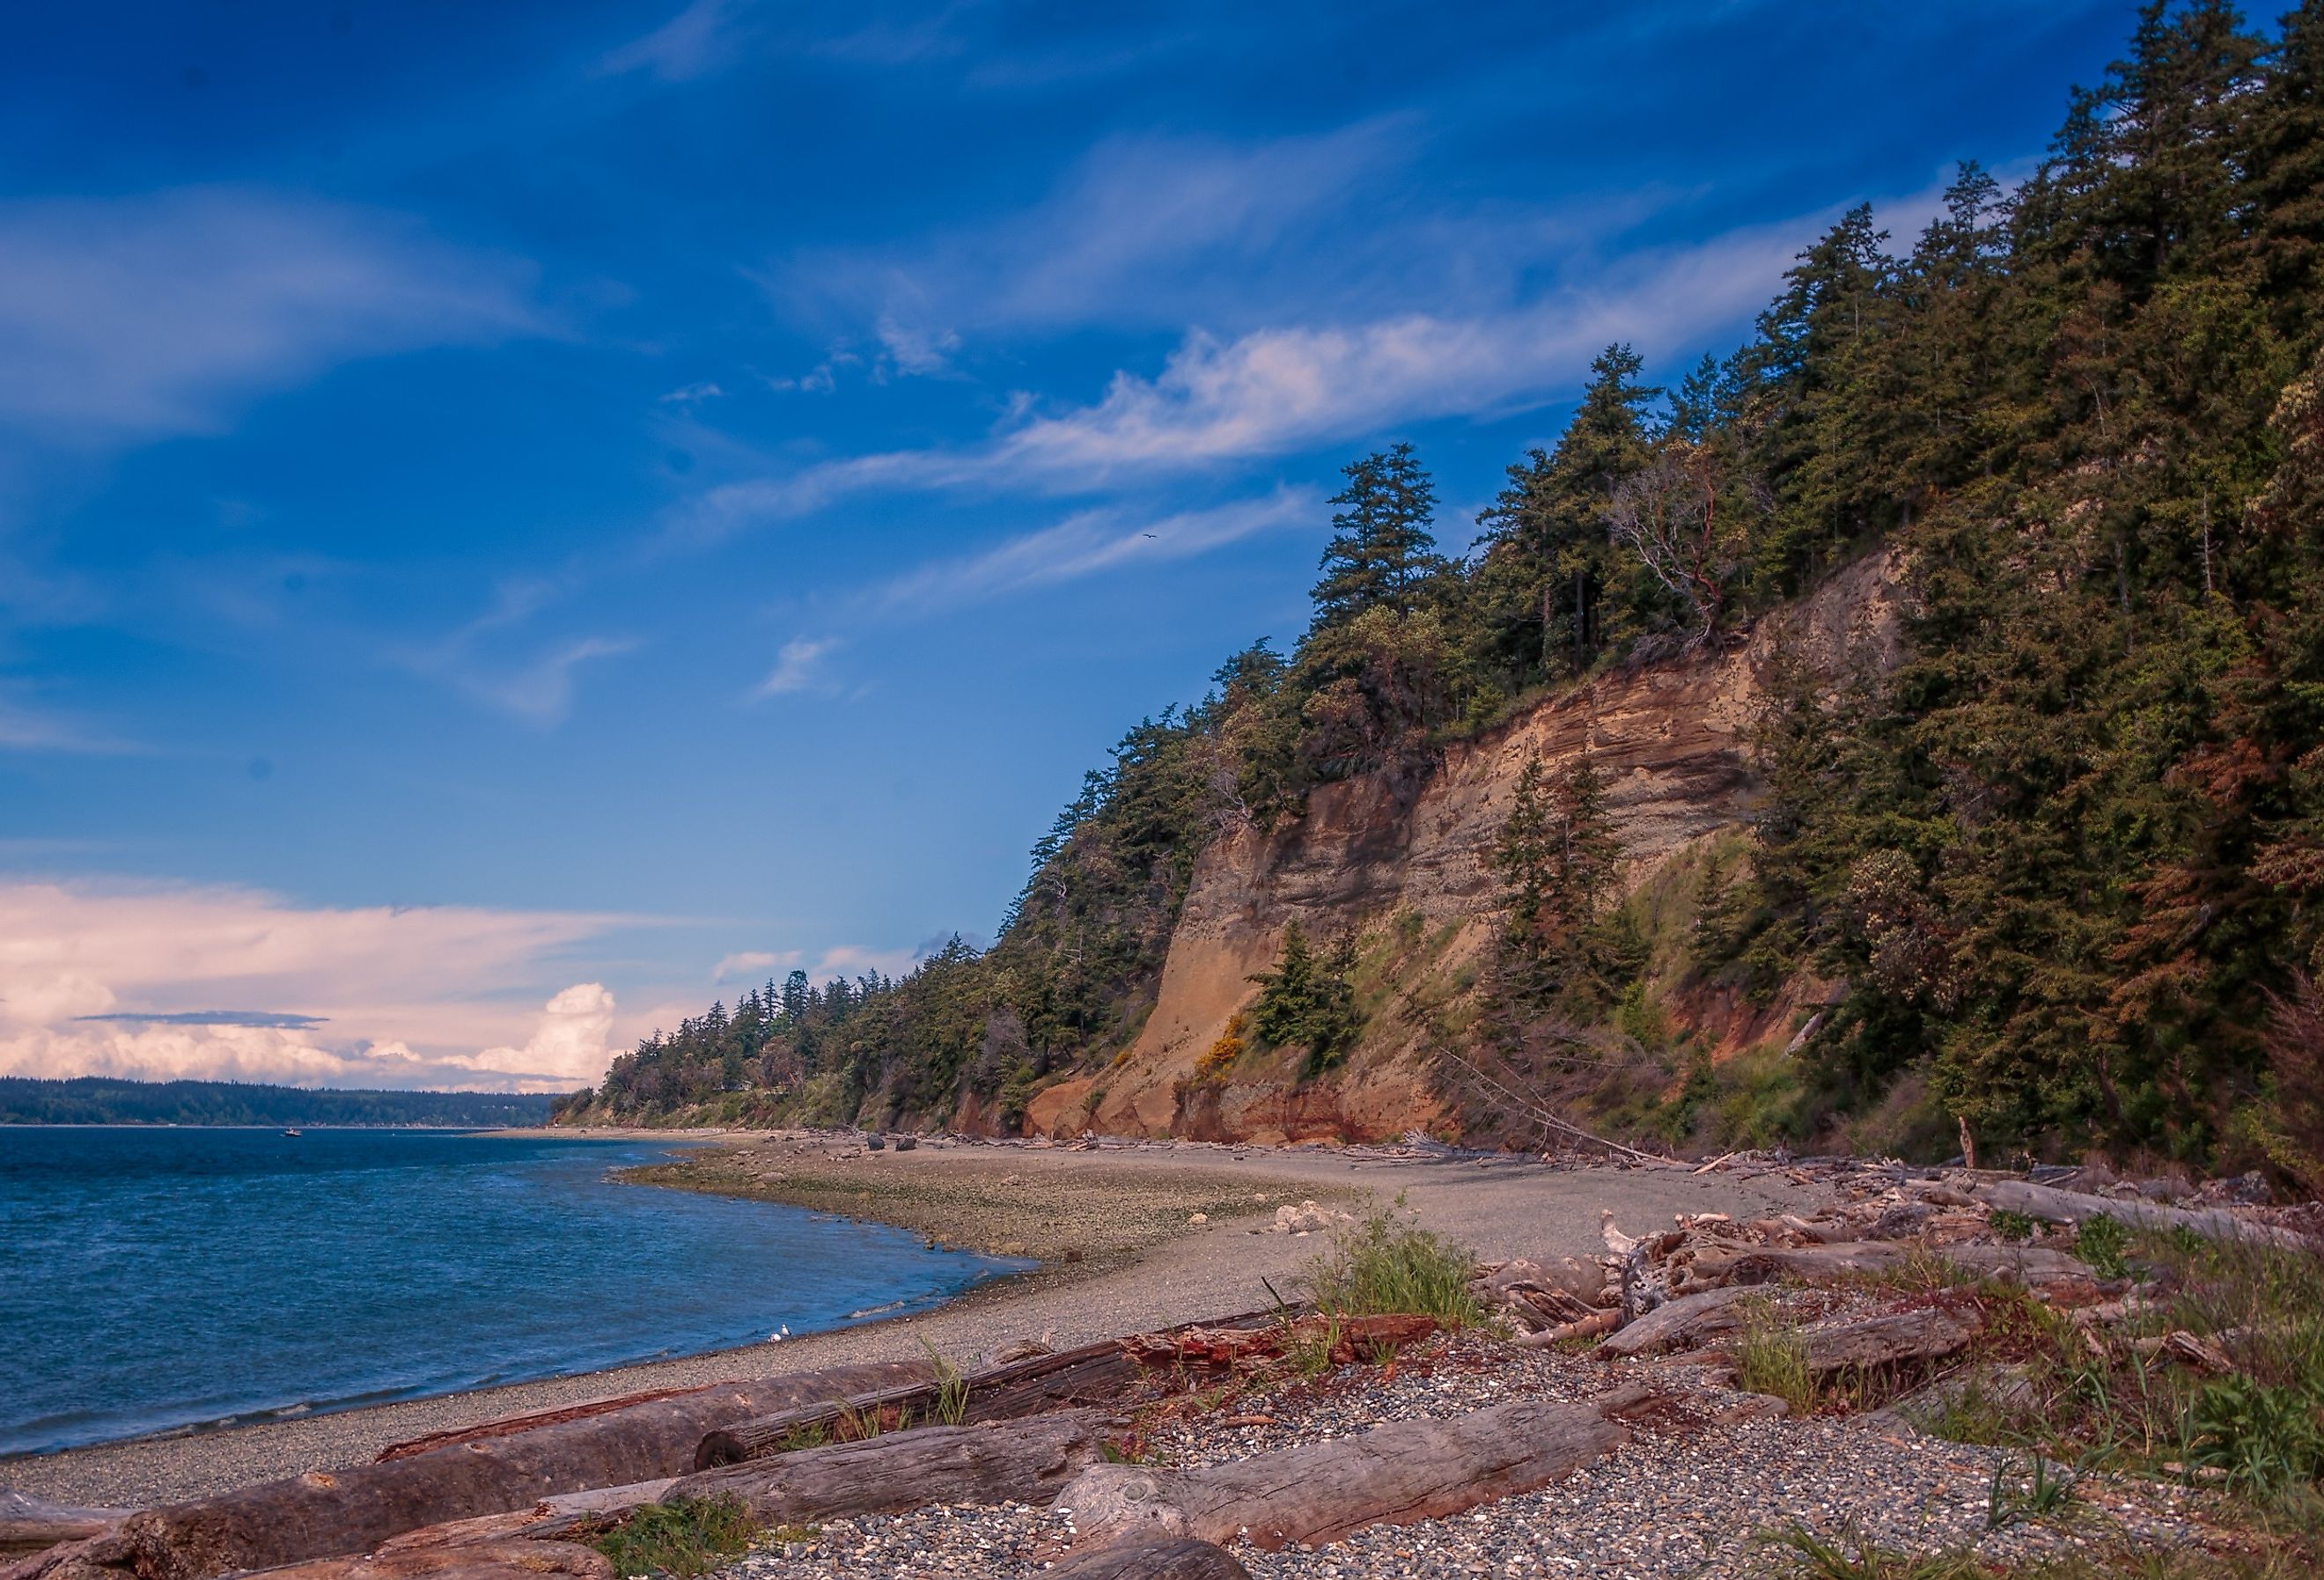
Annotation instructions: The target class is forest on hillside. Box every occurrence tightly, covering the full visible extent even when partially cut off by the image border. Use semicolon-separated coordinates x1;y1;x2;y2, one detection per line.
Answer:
562;2;2324;1181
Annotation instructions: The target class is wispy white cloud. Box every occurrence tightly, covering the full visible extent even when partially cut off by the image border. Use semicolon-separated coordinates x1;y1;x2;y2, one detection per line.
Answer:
714;944;919;983
598;0;747;81
982;219;1806;477
754;636;837;698
780;125;1402;342
873;317;960;377
0;187;539;446
0;879;632;1091
0;685;141;755
475;636;640;723
390;572;640;725
872;488;1318;616
672;207;1817;551
714;950;790;981
658;380;726;404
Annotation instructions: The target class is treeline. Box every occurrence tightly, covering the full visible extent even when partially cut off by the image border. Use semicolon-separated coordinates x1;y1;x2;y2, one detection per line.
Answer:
0;1077;556;1128
574;2;2324;1171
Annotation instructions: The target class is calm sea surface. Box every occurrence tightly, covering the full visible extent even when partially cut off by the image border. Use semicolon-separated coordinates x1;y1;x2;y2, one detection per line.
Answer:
0;1127;1020;1458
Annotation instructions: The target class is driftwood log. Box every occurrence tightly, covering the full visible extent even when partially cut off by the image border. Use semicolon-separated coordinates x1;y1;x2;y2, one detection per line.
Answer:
0;1498;134;1560
230;1539;611;1580
669;1410;1109;1525
1593;1286;1754;1360
1672;1305;1980;1377
1054;1386;1647;1552
695;1312;1283;1469
5;1359;932;1580
1045;1539;1253;1580
1973;1179;2319;1253
1800;1306;1979;1376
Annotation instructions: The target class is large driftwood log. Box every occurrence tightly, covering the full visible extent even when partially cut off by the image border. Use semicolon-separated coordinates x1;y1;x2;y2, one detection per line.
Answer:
1800;1307;1980;1376
232;1540;611;1580
669;1410;1108;1525
1045;1539;1252;1580
1054;1386;1647;1552
4;1360;931;1580
375;1387;710;1462
1593;1287;1754;1360
357;1483;680;1556
0;1496;136;1560
1973;1179;2318;1253
1679;1241;1909;1287
695;1312;1277;1470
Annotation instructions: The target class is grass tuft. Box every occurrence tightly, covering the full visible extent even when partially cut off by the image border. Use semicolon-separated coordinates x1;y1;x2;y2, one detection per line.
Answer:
591;1495;758;1579
1734;1297;1816;1415
1297;1195;1485;1328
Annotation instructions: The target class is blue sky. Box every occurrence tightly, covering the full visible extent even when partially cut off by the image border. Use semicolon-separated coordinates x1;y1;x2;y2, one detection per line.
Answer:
0;0;2143;1089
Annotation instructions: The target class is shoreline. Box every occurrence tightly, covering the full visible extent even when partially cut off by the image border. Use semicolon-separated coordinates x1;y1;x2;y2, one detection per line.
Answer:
1;1132;1821;1510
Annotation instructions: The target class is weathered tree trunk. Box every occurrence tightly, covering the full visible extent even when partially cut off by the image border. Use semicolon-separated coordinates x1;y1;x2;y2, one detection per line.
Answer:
226;1540;612;1580
1054;1386;1647;1552
5;1360;931;1580
375;1387;710;1462
1593;1286;1754;1360
1799;1306;1979;1376
1972;1179;2317;1253
695;1312;1276;1470
1678;1240;1908;1287
668;1410;1108;1525
0;1497;133;1560
1045;1538;1253;1580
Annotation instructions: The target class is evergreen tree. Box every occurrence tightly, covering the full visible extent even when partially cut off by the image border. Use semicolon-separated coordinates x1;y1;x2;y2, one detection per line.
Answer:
1471;346;1661;680
1311;444;1447;628
1493;754;1622;1009
1247;920;1364;1076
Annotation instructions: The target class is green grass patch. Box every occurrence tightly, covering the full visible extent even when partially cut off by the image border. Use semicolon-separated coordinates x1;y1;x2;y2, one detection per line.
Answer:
1893;1231;2324;1522
1298;1197;1485;1328
1734;1297;1816;1415
590;1495;758;1579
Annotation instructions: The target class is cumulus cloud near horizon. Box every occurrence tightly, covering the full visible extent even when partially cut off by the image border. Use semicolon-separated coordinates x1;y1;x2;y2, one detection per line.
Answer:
0;879;631;1092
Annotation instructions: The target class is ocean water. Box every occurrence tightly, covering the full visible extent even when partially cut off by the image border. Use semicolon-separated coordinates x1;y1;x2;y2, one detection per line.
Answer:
0;1127;1021;1458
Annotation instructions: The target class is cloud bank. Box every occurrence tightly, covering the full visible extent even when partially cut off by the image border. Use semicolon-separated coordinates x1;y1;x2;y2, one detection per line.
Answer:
0;879;629;1091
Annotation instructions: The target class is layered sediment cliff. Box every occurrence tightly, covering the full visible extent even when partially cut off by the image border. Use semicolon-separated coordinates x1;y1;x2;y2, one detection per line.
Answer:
1026;549;1902;1143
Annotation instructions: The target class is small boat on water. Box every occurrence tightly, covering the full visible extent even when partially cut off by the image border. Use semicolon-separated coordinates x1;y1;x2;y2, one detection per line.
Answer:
281;1128;302;1137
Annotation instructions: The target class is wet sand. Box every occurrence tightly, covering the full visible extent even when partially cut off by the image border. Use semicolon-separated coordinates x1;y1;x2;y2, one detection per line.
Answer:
2;1135;1820;1510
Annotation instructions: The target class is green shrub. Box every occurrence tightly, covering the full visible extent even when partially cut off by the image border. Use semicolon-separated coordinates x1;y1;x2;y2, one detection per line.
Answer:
1298;1199;1483;1328
2073;1215;2131;1279
2191;1375;2324;1496
1990;1209;2036;1243
591;1495;758;1579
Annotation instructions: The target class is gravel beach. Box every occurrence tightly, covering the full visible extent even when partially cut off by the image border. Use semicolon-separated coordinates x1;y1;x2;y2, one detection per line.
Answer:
2;1135;1813;1509
729;1335;2213;1580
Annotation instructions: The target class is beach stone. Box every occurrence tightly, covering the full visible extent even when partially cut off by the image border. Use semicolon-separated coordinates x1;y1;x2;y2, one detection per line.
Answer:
892;1135;919;1151
1272;1201;1350;1235
863;1133;886;1150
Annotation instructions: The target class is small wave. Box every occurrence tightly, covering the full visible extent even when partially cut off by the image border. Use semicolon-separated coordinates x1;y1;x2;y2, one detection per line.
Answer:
844;1299;908;1319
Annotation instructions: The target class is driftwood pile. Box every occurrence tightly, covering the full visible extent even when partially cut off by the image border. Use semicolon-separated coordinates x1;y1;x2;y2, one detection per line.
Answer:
1470;1158;2323;1393
0;1310;1533;1580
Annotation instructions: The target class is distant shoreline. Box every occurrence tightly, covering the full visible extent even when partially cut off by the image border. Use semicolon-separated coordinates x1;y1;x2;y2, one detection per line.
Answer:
0;1075;556;1129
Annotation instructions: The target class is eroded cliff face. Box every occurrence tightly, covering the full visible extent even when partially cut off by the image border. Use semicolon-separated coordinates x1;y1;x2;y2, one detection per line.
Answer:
1024;550;1903;1143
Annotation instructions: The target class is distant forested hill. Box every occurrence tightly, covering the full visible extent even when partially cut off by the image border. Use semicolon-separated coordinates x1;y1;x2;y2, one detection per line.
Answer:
0;1077;555;1128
